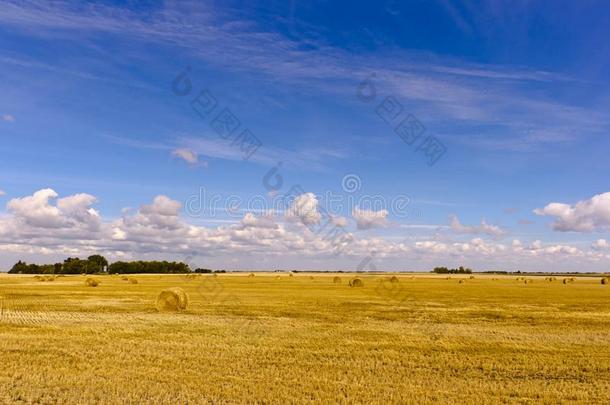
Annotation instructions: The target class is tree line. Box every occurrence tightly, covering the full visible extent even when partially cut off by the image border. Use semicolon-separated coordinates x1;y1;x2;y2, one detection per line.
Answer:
432;266;473;274
8;256;194;274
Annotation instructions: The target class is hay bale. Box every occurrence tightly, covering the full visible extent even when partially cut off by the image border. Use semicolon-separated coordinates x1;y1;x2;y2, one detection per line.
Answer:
309;276;314;280
601;278;608;285
289;273;294;277
45;276;55;282
349;278;364;287
389;276;399;283
333;276;341;284
459;280;465;284
156;287;188;312
128;278;138;284
248;273;255;277
469;275;475;279
85;278;100;287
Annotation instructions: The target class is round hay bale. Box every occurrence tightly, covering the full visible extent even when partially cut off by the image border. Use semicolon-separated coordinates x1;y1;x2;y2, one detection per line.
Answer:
601;278;608;285
289;273;294;277
562;278;569;284
121;276;129;281
128;278;138;284
156;287;188;312
349;278;364;287
469;275;475;279
248;273;255;277
389;276;399;283
85;278;99;287
333;276;341;284
309;276;314;280
459;279;465;284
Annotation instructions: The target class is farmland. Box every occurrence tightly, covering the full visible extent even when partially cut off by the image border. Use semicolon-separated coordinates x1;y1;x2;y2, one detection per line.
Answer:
1;273;609;404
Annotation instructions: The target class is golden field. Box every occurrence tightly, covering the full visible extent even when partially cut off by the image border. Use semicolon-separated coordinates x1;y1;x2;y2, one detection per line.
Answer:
0;273;609;404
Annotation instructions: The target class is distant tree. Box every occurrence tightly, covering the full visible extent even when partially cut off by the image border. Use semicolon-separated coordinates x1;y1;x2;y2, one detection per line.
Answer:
62;257;89;274
8;260;28;274
107;261;191;274
8;261;54;274
432;266;473;274
87;255;108;273
195;268;213;273
433;267;450;274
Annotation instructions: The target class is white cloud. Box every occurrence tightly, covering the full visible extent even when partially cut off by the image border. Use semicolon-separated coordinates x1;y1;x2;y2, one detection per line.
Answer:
240;212;278;229
330;216;348;227
352;207;388;230
449;215;506;237
171;148;198;165
6;188;100;230
0;189;608;271
592;239;609;251
534;192;610;232
1;114;14;122
0;189;5;196
285;193;321;226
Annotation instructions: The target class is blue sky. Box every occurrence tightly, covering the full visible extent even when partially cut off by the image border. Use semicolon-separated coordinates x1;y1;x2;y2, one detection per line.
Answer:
1;0;610;271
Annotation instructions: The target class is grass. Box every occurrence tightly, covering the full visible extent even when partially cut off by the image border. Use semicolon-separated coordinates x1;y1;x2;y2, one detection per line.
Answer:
0;273;609;403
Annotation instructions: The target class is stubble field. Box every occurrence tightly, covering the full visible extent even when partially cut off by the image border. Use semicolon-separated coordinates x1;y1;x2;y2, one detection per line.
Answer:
0;272;609;404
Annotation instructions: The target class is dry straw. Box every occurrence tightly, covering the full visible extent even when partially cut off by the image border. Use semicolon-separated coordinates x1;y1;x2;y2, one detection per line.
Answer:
349;278;364;287
156;287;188;312
389;276;399;283
333;276;341;284
601;278;608;285
128;278;138;284
85;278;99;287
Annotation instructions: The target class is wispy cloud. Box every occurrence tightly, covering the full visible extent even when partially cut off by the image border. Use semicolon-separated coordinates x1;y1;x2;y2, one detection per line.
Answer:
171;148;199;165
1;0;607;157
